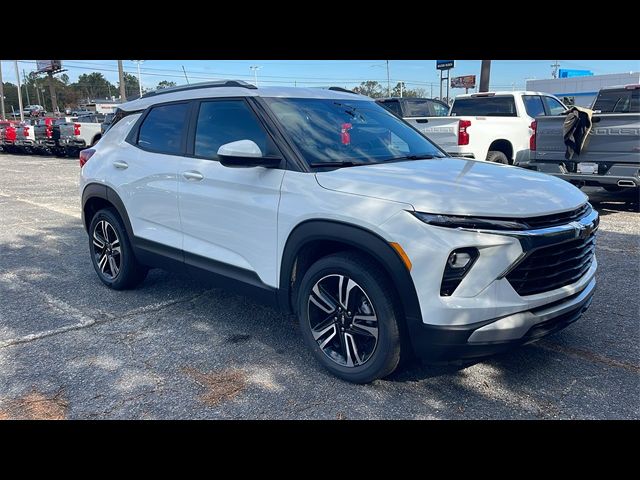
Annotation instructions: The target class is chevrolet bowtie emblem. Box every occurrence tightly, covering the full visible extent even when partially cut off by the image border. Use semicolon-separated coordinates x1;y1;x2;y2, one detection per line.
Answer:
570;221;593;239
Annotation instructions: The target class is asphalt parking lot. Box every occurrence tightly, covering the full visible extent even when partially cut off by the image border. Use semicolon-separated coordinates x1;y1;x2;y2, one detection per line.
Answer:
0;153;638;419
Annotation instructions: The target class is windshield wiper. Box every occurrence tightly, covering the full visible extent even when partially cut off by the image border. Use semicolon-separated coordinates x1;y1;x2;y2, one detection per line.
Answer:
309;161;368;168
384;154;442;162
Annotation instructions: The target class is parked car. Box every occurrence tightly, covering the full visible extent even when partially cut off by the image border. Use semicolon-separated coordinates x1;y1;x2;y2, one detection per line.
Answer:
406;91;567;164
22;105;46;117
80;80;598;383
524;84;640;192
376;97;450;118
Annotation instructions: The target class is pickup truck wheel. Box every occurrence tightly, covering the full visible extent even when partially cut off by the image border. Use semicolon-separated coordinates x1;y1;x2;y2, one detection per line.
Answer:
486;151;509;164
297;252;402;383
89;208;148;290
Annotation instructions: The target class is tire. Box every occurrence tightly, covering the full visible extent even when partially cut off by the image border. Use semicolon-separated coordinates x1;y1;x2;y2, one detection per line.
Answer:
88;208;148;290
296;252;402;383
486;150;509;164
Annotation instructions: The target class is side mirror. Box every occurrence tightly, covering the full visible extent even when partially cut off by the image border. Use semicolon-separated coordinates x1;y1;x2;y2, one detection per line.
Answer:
217;140;281;168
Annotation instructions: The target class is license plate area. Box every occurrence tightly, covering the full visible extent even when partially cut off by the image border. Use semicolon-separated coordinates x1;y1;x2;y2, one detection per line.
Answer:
577;162;598;174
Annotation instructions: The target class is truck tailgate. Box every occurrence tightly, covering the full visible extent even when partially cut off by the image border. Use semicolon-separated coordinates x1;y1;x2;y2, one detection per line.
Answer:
535;113;640;164
405;117;459;152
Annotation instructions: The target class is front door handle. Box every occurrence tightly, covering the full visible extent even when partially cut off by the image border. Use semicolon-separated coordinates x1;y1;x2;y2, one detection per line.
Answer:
183;171;204;181
113;161;128;169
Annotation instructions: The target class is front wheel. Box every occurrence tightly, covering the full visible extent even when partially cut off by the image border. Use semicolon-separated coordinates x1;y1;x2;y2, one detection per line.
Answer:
88;208;148;290
297;252;402;383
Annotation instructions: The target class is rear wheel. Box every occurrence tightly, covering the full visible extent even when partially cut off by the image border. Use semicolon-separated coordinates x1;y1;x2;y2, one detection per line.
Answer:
486;150;509;164
88;208;148;290
297;252;402;383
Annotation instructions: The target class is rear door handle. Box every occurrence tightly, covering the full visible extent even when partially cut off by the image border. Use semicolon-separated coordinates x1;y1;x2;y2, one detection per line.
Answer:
183;171;204;181
113;161;128;169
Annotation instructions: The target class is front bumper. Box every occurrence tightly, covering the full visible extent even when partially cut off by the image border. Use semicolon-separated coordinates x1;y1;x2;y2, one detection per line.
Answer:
378;205;599;362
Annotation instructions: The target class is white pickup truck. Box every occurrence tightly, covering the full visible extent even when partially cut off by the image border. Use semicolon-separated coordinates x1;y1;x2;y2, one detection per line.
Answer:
406;91;567;164
58;114;104;156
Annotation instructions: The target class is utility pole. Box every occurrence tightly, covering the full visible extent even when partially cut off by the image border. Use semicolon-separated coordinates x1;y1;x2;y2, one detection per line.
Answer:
35;84;41;106
480;60;491;92
400;81;403;98
118;60;126;101
22;70;30;105
386;60;391;97
14;61;24;121
47;72;58;114
551;60;560;79
182;65;190;85
0;61;5;120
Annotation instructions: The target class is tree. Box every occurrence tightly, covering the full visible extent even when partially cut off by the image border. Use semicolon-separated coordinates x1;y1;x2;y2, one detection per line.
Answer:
72;73;116;101
156;80;177;89
120;72;141;99
390;82;428;98
352;81;385;98
2;82;20;115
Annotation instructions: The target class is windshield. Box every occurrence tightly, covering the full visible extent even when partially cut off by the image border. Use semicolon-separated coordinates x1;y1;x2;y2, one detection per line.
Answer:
264;97;446;166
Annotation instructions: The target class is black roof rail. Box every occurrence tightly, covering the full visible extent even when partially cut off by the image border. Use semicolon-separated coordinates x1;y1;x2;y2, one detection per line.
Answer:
328;86;359;95
141;80;257;99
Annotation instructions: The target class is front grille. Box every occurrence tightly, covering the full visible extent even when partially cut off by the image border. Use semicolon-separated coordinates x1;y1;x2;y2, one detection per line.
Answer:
506;232;596;296
522;203;590;229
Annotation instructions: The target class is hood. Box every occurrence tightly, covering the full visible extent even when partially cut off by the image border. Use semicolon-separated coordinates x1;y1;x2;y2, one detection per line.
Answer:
315;158;588;217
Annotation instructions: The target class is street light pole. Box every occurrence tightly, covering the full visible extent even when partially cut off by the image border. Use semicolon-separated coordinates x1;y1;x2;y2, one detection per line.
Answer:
386;60;390;97
132;60;144;97
249;66;261;87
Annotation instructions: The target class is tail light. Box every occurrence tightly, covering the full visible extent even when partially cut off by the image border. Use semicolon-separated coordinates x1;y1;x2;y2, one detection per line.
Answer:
458;119;471;146
46;125;53;138
74;123;81;136
23;126;30;137
79;148;95;167
529;120;537;151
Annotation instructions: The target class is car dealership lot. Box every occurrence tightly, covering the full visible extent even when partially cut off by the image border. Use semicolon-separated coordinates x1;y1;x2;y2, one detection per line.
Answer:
0;153;638;419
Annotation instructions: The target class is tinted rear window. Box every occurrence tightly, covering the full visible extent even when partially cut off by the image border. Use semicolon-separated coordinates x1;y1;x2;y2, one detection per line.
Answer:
138;102;190;154
403;99;434;117
451;96;517;117
378;100;403;117
592;89;640;113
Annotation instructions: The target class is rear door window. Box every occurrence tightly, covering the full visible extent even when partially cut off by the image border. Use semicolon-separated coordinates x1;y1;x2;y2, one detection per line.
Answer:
522;95;546;118
451;96;517;117
137;102;190;155
543;96;566;115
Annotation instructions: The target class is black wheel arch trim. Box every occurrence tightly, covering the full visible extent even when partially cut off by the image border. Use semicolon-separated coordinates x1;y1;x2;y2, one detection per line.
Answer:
278;219;423;329
82;183;135;241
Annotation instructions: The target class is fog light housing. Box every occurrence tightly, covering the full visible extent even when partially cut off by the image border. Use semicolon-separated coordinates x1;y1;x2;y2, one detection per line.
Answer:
441;247;479;296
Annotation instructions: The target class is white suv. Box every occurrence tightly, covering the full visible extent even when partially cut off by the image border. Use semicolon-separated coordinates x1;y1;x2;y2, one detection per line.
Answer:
80;80;599;383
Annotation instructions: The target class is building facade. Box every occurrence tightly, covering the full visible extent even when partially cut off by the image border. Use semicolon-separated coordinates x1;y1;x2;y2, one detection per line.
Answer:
526;72;640;107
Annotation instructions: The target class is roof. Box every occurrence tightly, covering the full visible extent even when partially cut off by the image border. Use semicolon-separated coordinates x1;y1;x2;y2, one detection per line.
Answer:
455;91;553;98
118;80;371;112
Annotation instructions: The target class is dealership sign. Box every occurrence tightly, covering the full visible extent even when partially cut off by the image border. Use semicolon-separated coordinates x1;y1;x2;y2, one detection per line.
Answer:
451;75;476;89
436;60;455;70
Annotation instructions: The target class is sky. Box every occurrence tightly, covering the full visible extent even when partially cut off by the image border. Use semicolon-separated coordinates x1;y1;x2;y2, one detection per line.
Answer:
2;59;639;98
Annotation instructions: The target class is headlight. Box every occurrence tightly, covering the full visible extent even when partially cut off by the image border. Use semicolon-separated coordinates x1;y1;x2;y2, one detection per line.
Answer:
411;211;528;231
